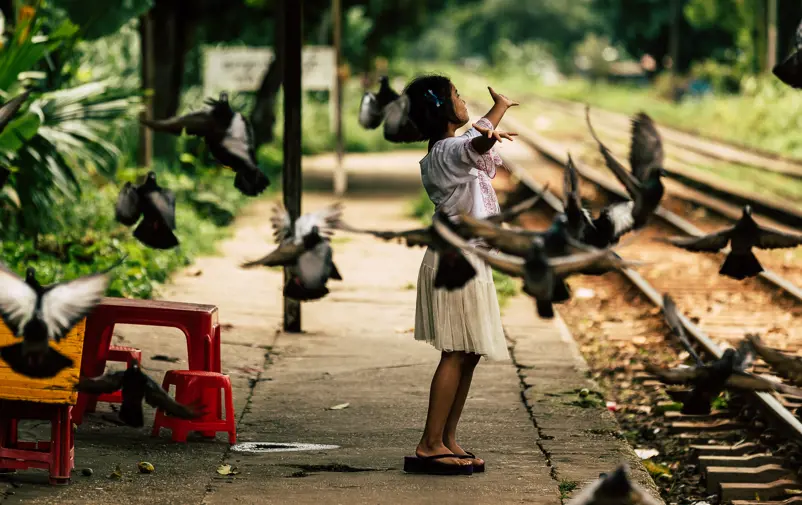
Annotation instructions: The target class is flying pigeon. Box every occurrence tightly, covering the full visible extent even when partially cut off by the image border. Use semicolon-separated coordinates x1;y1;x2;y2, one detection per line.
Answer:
566;465;662;505
140;93;269;196
563;153;635;249
773;18;802;88
334;188;548;290
383;94;423;143
358;76;400;130
585;106;666;230
0;263;113;378
115;171;179;250
75;362;204;427
645;343;802;415
431;213;632;318
241;203;344;301
658;205;802;280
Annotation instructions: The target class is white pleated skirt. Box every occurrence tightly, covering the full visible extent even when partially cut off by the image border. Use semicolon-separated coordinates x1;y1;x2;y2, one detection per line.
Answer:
414;247;510;361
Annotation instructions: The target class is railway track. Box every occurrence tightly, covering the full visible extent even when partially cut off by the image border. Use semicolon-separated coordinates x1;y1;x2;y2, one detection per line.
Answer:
506;96;802;230
487;118;802;503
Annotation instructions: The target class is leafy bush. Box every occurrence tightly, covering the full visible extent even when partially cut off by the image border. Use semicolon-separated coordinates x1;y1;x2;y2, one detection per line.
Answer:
0;159;272;299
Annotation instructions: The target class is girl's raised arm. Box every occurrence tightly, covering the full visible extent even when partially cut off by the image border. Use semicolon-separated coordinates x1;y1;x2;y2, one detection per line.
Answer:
470;87;518;155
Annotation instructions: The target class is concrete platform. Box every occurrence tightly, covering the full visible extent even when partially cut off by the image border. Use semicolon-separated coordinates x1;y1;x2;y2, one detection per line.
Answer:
1;151;662;504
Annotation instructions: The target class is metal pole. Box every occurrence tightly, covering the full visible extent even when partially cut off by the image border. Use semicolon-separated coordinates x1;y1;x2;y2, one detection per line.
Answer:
332;0;346;196
283;0;303;333
138;12;154;168
669;0;680;102
767;0;778;71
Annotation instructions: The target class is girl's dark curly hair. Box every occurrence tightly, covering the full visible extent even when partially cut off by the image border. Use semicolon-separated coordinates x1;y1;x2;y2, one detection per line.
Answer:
402;74;461;142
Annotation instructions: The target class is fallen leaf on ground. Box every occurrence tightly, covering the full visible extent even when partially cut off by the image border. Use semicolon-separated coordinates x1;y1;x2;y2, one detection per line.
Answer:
138;462;155;474
635;448;659;460
394;327;414;334
186;268;203;277
327;402;350;410
108;465;122;480
216;464;240;476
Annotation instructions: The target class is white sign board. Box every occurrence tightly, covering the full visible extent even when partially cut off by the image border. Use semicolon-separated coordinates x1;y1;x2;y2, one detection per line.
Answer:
203;46;336;98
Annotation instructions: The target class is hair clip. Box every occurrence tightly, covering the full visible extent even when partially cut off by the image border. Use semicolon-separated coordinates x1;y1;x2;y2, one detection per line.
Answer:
425;89;442;108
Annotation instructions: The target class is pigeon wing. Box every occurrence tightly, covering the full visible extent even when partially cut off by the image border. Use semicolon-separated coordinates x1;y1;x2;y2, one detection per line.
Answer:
75;370;126;394
585;106;642;196
240;242;306;268
644;361;700;384
486;183;549;225
549;247;626;277
629;112;664;182
431;215;525;277
40;272;110;341
270;204;293;243
0;263;37;336
294;203;344;240
140;111;215;137
221;113;258;170
756;226;802;249
661;229;732;252
115;182;142;226
143;373;201;419
145;188;177;230
662;294;704;366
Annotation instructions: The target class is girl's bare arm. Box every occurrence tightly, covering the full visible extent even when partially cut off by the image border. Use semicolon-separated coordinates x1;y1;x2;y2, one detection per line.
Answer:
471;88;519;154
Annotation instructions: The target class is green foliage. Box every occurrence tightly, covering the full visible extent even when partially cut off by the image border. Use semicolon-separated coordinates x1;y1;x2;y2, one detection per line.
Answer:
0;159;269;299
409;189;435;224
559;480;579;499
492;270;517;309
50;0;154;40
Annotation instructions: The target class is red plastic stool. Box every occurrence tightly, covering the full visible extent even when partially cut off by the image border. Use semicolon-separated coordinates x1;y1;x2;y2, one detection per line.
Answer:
151;371;236;444
73;297;222;426
0;401;73;485
84;346;142;414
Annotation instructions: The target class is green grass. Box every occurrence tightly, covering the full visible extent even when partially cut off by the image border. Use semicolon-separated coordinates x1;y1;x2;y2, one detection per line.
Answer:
558;480;579;500
410;189;436;225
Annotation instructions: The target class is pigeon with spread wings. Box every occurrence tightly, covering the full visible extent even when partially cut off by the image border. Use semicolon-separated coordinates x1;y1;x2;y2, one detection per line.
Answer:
566;465;662;505
358;76;401;130
115;171;179;250
334;187;548;290
0;90;32;190
645;343;802;415
585;107;666;230
0;263;114;378
773;18;802;88
431;213;633;318
241;203;343;301
75;362;203;427
658;205;802;280
140;93;269;196
563;153;635;249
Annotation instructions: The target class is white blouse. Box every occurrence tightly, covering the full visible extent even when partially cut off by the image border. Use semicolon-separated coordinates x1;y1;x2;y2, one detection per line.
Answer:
419;117;502;220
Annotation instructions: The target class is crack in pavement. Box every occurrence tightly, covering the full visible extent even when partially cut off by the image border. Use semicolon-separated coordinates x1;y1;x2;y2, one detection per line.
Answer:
198;325;280;505
506;331;564;502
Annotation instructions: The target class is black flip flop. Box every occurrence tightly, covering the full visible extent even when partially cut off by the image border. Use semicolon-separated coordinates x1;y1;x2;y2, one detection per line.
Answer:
403;454;473;475
457;452;485;472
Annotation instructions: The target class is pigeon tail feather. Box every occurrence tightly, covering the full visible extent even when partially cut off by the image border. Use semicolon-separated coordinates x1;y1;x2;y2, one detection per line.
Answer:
719;250;763;280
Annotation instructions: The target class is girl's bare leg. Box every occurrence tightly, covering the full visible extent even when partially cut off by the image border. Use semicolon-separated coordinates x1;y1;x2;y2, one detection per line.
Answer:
443;353;483;465
416;351;471;466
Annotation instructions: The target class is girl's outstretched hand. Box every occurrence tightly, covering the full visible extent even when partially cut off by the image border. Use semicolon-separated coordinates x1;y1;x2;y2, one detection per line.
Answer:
473;122;518;142
488;87;519;108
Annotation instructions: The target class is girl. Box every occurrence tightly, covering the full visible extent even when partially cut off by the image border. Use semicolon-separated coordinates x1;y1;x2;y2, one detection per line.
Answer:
401;75;518;476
